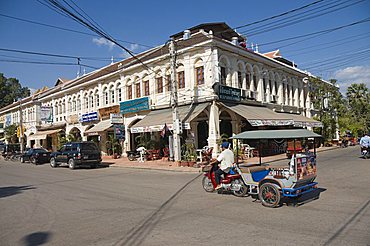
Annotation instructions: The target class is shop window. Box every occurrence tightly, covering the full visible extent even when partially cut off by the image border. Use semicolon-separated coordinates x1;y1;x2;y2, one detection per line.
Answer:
127;85;132;100
136;83;141;98
245;73;250;90
196;66;204;85
178;71;185;89
220;67;226;85
238;71;242;88
143;80;149;96
156;77;163;93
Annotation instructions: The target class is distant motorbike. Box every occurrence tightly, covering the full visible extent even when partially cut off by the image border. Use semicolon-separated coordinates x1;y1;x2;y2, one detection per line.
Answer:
361;146;370;159
341;139;348;148
127;147;147;161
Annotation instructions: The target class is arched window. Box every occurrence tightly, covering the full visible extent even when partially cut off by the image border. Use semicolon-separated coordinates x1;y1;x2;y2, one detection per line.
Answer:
117;83;122;102
95;90;100;107
89;92;94;109
77;95;81;111
177;64;185;89
103;87;108;105
127;84;132;100
156;72;163;93
72;97;77;112
109;85;115;104
68;98;72;113
195;59;204;86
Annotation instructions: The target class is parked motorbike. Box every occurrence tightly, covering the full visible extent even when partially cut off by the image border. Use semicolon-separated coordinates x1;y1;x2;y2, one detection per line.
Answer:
127;147;147;161
201;160;248;197
361;146;370;159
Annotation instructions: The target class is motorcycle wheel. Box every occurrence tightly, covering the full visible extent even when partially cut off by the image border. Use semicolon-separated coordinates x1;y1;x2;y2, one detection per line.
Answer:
202;176;215;192
232;179;248;197
128;154;136;161
259;183;281;208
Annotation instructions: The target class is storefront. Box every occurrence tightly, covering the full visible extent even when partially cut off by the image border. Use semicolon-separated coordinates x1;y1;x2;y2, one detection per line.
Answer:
28;128;63;151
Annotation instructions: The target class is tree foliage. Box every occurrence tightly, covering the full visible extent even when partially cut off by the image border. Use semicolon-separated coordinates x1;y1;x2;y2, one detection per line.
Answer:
309;77;342;143
4;124;18;143
0;73;31;108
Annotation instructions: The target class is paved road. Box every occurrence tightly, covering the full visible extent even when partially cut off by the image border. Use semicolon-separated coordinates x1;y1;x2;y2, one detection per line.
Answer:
0;146;369;246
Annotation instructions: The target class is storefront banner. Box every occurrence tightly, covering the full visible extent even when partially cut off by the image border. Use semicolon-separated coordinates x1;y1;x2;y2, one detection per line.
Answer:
99;105;120;119
5;114;11;127
80;112;99;122
249;119;294;126
217;84;241;102
110;113;124;124
130;123;190;133
114;125;125;139
40;106;53;122
67;114;79;124
120;97;149;114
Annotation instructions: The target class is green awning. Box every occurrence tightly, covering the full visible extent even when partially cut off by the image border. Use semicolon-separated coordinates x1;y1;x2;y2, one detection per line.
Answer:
231;129;322;140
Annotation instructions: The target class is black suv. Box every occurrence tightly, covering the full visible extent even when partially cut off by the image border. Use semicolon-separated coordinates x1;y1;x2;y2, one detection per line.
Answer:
50;142;101;169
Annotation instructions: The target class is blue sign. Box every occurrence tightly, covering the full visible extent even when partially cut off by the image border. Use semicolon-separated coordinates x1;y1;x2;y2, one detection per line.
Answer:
5;114;11;127
120;97;149;114
218;84;241;102
80;112;99;122
114;125;125;140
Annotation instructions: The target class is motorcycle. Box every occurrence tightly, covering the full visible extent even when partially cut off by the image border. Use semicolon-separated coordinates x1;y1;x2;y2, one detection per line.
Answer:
127;147;147;161
202;160;248;197
361;146;370;159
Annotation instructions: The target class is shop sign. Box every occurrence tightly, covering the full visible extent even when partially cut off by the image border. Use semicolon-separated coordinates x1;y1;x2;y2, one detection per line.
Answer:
217;84;241;102
40;106;53;122
120;97;149;114
80;112;99;122
130;123;190;133
99;105;120;119
114;125;125;139
5;114;11;127
110;113;124;124
85;131;99;136
67;114;79;124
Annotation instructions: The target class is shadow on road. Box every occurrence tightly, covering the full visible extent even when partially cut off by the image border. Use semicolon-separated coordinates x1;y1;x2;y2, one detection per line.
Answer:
0;185;36;199
285;187;327;207
21;231;52;246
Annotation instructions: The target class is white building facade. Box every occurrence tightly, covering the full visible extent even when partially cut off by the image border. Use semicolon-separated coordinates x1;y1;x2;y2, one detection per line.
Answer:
0;23;325;157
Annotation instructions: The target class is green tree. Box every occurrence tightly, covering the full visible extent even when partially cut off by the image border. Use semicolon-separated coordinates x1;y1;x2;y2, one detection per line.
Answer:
345;83;370;136
310;78;343;143
4;124;18;143
0;73;31;108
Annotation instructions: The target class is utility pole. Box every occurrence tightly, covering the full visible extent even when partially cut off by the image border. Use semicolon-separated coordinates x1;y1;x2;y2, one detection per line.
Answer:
19;100;24;154
169;38;182;162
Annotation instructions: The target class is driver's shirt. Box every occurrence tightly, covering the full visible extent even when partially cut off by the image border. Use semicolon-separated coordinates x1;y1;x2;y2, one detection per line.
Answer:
217;148;234;172
360;136;370;147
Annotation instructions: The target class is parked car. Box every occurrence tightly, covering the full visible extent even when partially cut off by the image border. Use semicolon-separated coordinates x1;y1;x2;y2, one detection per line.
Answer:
20;148;51;164
50;142;102;169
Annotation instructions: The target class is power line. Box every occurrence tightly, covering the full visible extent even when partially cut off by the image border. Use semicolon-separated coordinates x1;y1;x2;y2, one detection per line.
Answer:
0;13;154;49
234;0;325;30
0;58;98;69
39;0;156;74
259;17;370;47
242;0;365;37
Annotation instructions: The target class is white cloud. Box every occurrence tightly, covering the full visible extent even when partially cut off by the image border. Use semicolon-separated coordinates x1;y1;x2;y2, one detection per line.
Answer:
119;43;141;59
333;66;370;93
92;37;115;50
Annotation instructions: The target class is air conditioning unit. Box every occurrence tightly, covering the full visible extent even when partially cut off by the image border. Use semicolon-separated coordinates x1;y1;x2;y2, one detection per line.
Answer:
247;91;256;100
270;95;277;103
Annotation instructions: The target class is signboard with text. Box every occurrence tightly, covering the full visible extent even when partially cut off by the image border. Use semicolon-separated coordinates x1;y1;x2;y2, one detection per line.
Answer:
110;113;124;124
99;105;120;119
120;97;149;114
80;112;99;122
40;106;53;122
217;84;241;102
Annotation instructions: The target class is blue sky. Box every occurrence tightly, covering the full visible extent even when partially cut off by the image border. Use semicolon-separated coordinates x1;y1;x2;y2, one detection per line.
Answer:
0;0;369;94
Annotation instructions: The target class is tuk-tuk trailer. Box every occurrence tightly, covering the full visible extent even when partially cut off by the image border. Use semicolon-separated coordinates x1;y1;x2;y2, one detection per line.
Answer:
231;129;321;207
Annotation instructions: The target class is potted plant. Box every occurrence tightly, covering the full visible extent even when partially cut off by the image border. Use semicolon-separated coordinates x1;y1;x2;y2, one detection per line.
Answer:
181;142;197;167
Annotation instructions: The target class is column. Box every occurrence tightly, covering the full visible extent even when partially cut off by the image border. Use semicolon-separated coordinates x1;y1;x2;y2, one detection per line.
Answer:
207;101;220;157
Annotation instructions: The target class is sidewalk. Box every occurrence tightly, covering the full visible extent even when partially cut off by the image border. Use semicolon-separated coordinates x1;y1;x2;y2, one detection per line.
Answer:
103;146;340;173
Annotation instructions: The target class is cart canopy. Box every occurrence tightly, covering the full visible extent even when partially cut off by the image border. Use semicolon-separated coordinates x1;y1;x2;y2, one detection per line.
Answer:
231;129;321;140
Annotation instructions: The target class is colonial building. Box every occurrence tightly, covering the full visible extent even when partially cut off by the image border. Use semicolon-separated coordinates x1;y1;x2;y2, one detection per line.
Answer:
0;22;325;157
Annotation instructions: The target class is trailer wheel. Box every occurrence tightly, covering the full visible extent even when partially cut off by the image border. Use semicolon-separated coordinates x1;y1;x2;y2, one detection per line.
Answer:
259;183;281;208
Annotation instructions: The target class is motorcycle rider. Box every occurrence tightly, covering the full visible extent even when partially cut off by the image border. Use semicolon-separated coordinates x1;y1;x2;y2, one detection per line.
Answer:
212;141;234;190
360;133;370;152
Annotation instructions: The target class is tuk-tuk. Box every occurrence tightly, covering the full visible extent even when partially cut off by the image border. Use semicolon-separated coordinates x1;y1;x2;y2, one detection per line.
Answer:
202;129;321;208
